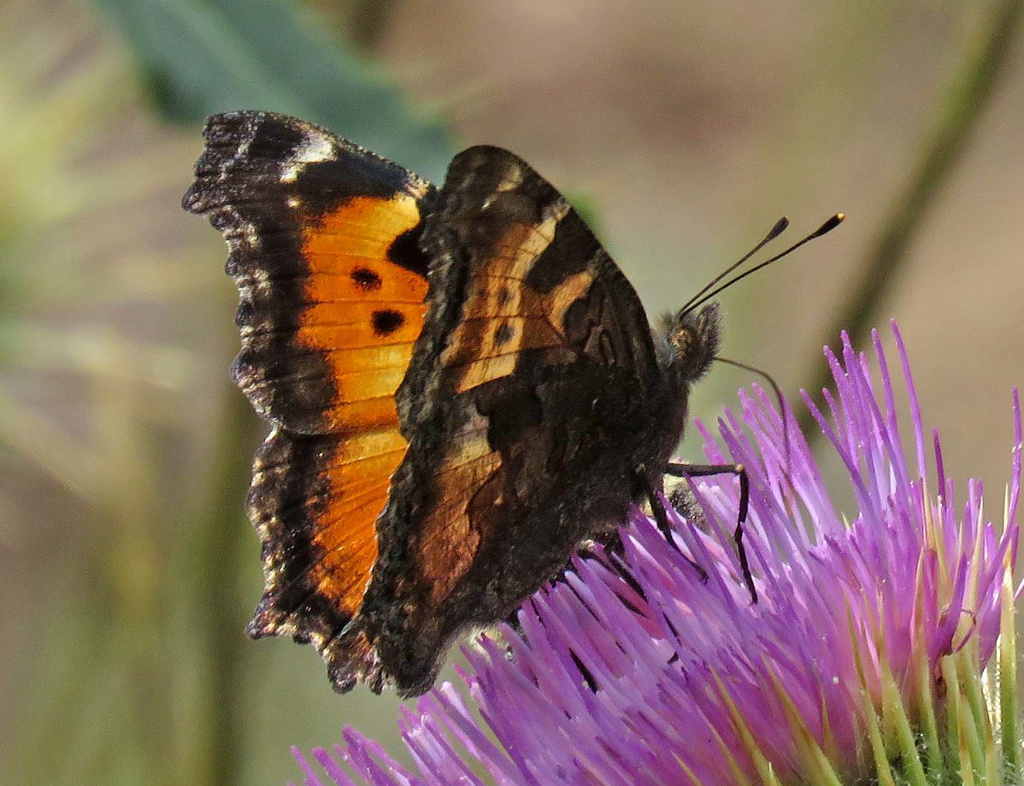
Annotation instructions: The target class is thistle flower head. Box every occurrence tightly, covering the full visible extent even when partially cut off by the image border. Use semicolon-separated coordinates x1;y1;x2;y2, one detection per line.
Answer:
295;324;1022;786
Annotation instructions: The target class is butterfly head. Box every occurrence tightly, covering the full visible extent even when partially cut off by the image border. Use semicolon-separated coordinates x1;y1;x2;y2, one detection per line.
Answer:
664;301;721;384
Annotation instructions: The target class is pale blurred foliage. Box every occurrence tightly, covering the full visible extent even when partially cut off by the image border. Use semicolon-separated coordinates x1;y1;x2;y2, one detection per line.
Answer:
1;0;1022;784
0;1;229;782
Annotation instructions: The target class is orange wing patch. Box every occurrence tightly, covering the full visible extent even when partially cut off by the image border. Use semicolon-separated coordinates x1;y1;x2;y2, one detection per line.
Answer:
306;427;408;620
245;424;407;646
290;196;430;617
300;194;429;433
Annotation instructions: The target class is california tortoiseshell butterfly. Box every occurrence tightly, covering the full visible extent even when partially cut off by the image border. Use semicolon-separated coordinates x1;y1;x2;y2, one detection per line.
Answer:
184;111;839;697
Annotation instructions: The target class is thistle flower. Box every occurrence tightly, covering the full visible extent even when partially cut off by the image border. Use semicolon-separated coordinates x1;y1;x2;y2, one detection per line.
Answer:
293;324;1022;786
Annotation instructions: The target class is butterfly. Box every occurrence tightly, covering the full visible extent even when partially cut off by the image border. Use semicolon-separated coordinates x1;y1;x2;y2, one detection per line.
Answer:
184;111;838;697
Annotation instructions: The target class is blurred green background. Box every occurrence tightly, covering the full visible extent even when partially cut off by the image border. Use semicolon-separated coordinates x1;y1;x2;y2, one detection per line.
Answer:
2;1;1022;783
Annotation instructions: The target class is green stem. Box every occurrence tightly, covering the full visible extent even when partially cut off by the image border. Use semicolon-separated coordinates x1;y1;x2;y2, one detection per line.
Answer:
798;0;1024;440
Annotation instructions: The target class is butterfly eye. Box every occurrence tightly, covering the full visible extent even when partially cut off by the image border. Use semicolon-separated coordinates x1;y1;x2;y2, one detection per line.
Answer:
669;302;721;382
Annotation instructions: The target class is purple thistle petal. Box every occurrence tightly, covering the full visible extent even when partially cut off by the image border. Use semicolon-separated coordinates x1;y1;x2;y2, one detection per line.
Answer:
293;746;328;786
892;323;928;481
336;729;418;786
311;748;359;786
295;326;1021;786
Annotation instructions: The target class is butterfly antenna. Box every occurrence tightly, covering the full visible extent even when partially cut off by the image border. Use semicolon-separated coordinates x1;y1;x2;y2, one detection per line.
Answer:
679;217;789;316
686;213;844;314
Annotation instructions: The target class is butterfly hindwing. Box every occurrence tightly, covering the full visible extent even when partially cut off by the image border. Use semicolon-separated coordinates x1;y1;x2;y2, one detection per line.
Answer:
183;111;434;669
356;147;672;694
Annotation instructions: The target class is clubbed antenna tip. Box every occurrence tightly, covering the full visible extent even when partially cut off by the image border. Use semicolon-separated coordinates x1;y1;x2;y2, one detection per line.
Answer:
812;213;844;238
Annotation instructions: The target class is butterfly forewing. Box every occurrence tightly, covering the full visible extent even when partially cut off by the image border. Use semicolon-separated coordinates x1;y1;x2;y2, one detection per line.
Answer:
184;111;434;670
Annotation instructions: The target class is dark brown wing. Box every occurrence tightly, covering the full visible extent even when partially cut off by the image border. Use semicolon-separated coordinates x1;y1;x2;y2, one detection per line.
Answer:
183;112;435;677
353;146;665;695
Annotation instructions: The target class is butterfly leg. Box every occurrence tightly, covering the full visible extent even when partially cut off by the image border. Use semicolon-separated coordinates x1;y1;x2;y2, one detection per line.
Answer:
636;469;709;583
664;463;757;604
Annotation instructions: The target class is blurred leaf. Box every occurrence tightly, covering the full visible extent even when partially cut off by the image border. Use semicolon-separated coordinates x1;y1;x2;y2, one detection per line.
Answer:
90;0;452;178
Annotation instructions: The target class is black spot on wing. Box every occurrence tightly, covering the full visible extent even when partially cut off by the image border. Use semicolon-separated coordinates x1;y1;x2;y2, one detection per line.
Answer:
372;309;405;336
494;322;515;346
351;267;383;291
388;221;433;278
523;208;596;293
